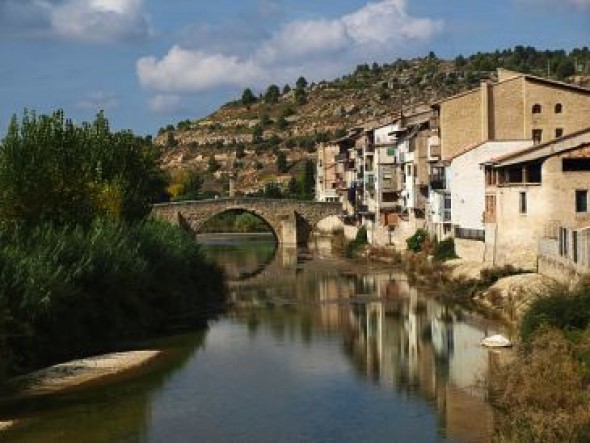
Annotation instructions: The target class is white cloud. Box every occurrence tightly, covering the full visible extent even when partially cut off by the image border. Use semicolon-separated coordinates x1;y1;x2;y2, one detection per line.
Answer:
148;94;183;114
137;0;442;94
76;90;119;110
0;0;152;42
137;45;264;92
50;0;152;42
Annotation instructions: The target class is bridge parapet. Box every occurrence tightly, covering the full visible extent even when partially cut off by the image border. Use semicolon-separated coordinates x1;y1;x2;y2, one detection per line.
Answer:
152;198;342;245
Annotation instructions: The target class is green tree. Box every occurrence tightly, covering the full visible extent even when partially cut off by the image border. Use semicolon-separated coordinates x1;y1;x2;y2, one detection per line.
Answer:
287;176;298;198
296;76;308;89
277;116;288;130
299;159;315;200
0;110;166;226
235;143;246;159
556;59;576;80
264;84;280;104
282;84;291;94
263;182;283;199
294;87;307;105
241;88;257;106
252;124;263;142
177;168;203;200
207;155;220;173
276;151;288;173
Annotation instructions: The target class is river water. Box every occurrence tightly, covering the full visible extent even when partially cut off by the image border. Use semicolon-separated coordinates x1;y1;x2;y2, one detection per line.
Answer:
0;234;509;443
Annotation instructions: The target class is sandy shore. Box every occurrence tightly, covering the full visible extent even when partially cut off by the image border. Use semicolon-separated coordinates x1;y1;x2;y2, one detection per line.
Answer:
8;350;161;397
0;349;161;432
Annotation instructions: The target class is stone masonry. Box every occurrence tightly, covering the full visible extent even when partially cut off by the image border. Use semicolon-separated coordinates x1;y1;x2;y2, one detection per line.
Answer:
151;198;342;245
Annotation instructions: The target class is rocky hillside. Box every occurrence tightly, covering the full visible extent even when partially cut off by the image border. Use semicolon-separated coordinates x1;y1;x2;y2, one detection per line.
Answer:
156;47;590;196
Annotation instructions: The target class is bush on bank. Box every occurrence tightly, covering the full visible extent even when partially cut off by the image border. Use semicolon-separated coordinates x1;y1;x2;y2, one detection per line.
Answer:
0;219;225;378
489;277;590;442
0;110;226;381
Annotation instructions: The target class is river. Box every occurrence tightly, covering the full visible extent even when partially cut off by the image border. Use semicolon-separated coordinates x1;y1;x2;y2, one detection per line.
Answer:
0;234;509;443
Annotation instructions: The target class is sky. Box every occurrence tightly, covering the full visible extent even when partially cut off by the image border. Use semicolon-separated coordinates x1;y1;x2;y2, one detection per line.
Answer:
1;0;589;136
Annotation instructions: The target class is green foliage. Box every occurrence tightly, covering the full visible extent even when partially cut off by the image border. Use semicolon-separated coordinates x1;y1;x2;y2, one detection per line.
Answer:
299;159;315;200
0;219;226;378
294;87;307;105
406;229;429;252
241;88;256;106
276;151;288;173
296;76;308;89
282;84;291;95
207;155;220;173
276;116;288;130
174;168;203;201
491;328;590;442
433;237;458;261
520;278;590;343
264;84;280;104
235;143;246;159
252;124;263;142
346;226;368;258
0;110;167;227
234;212;269;233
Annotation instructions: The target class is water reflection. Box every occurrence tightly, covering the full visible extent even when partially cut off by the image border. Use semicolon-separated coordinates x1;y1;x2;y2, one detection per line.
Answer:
1;235;506;443
213;238;502;443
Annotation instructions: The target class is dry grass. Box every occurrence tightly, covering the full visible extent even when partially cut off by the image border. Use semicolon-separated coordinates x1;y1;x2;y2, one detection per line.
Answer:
490;328;590;442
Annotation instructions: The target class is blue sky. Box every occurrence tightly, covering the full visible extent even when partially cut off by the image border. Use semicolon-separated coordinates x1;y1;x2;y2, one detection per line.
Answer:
1;0;589;136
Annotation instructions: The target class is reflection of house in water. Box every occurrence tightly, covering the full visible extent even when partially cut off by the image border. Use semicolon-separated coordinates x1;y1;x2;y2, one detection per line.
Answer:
340;272;496;442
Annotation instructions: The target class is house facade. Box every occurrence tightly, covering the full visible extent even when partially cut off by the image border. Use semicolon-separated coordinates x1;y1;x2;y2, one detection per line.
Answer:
427;68;590;241
483;129;590;271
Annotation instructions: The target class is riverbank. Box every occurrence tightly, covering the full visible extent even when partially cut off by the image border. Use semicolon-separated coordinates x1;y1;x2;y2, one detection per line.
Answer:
0;349;162;432
357;244;553;326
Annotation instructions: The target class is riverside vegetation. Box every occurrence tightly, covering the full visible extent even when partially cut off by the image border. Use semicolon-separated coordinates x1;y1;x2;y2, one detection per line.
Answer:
346;227;590;442
0;110;226;383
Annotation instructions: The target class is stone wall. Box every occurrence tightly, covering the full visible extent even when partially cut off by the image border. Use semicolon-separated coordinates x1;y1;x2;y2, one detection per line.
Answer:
454;238;487;262
151;198;341;245
538;254;580;287
440;90;482;160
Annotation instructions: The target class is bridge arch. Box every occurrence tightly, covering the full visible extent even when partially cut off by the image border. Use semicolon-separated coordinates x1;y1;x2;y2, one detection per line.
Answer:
152;198;342;245
188;207;280;243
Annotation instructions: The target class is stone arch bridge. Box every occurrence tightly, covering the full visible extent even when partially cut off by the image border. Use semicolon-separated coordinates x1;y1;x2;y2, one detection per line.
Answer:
152;198;342;245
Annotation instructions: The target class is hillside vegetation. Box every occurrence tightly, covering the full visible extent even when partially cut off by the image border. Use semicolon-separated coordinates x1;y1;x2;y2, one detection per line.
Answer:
156;46;590;197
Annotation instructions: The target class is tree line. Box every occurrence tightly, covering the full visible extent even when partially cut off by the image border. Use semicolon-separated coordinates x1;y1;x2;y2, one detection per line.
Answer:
0;110;226;381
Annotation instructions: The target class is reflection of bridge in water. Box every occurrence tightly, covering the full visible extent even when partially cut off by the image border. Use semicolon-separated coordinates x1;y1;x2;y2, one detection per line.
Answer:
228;245;300;287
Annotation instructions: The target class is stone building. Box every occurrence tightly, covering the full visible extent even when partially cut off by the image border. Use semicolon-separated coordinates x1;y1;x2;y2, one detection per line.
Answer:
315;143;340;203
427;68;590;242
483;128;590;271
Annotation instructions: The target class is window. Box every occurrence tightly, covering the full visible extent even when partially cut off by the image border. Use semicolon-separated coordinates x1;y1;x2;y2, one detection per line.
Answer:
555;103;563;114
519;191;527;214
532;104;542;114
564;158;590;171
532;129;543;145
576;190;588;213
555;128;564;138
573;231;578;263
559;228;569;257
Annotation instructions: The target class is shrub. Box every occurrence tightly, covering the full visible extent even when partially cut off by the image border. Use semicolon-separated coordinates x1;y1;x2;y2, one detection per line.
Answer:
433;237;458;261
520;278;590;343
0;219;226;379
490;328;590;442
345;226;368;258
406;229;429;252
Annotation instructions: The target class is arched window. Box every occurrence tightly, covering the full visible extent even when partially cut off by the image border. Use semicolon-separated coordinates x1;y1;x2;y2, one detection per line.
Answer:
532;104;542;114
555;103;563;114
